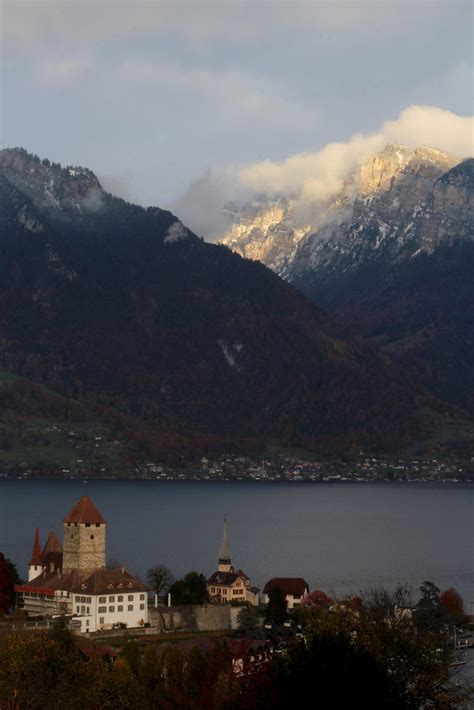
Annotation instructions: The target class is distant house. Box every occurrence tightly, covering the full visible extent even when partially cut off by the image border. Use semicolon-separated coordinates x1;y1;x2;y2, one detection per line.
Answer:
262;578;310;609
207;520;259;606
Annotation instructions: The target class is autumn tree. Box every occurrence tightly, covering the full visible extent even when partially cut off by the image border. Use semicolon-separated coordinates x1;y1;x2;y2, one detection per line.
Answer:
146;563;174;598
440;587;465;622
302;589;333;608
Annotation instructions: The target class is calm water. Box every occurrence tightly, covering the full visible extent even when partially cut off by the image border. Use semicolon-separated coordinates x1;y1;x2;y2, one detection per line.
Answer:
0;480;473;606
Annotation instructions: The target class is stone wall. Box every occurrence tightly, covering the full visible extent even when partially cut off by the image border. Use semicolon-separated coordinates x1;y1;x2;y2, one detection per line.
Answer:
148;604;241;633
62;522;106;572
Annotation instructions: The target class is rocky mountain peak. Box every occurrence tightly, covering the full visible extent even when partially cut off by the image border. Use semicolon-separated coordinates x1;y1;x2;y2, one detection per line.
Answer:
0;147;104;216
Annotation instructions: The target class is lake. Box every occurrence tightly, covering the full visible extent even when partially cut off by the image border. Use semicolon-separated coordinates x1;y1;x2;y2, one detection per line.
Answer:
0;480;472;607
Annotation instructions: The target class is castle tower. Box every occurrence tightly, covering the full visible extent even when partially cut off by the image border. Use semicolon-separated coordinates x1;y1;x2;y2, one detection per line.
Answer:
28;527;43;581
217;518;233;573
62;495;106;573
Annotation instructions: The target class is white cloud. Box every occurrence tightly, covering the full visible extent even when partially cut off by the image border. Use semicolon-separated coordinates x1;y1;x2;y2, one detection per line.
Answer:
174;105;474;238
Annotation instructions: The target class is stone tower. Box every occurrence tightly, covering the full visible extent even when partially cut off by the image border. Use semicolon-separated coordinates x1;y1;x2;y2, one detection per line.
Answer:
217;518;233;573
62;495;106;573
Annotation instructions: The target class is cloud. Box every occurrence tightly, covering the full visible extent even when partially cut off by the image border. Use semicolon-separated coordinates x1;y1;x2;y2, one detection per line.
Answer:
39;58;91;83
119;60;320;130
173;105;474;238
3;0;441;46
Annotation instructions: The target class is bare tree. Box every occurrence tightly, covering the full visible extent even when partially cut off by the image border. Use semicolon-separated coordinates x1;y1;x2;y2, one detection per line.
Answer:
146;564;174;597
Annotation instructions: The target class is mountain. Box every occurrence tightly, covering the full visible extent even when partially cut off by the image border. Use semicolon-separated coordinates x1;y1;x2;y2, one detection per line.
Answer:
220;145;474;413
0;146;460;467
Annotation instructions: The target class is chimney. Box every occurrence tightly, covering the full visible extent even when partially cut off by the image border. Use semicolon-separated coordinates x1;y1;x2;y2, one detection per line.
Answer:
120;565;125;575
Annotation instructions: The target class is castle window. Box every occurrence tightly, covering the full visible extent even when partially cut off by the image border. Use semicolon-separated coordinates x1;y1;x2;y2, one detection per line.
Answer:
90;535;94;540
140;594;145;600
76;606;80;613
118;605;123;612
98;606;106;613
87;597;92;603
140;604;145;610
99;597;106;603
86;607;90;614
128;605;133;611
109;596;115;602
96;523;100;527
109;606;115;613
74;523;77;527
118;595;123;602
128;595;133;601
99;617;104;624
85;523;90;527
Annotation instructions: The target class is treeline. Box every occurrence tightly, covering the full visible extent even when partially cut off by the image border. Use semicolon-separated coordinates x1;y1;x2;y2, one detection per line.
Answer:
0;580;469;709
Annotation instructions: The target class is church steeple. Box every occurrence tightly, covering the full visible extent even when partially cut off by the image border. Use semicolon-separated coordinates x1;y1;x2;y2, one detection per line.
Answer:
218;517;233;573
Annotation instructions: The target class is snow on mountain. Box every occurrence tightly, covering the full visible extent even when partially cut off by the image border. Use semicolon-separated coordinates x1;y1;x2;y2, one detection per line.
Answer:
219;144;471;279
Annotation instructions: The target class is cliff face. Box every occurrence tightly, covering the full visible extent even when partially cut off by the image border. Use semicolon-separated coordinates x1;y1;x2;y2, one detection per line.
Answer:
219;145;474;413
220;144;468;275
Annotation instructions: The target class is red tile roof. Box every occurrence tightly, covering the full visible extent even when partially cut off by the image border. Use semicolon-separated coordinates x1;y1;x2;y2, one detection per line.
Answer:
29;527;42;566
41;530;62;557
70;567;148;595
263;578;309;597
64;495;106;525
15;569;87;595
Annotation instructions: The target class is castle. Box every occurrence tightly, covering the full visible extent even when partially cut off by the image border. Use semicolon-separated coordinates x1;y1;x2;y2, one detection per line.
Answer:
15;494;148;632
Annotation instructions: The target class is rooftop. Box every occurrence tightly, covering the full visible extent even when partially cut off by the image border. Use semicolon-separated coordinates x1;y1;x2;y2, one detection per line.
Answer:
64;495;106;525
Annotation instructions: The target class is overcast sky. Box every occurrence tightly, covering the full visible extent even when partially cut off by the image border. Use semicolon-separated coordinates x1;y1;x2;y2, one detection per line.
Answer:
1;0;473;234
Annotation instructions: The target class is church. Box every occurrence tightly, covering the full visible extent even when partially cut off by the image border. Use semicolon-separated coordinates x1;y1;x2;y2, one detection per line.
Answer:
15;494;149;633
207;520;260;606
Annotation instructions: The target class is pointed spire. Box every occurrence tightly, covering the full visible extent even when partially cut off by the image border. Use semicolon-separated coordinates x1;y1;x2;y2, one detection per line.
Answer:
218;517;231;565
41;529;62;557
29;527;42;566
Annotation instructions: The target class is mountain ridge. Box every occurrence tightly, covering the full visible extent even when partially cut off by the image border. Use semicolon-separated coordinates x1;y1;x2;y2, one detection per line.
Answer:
2;146;455;464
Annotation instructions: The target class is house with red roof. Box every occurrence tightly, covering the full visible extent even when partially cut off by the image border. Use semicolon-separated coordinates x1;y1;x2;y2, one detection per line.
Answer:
262;578;310;609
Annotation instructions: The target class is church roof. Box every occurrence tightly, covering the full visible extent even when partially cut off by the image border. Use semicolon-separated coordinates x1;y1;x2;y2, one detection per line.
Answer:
208;569;249;586
29;527;42;566
218;518;231;563
64;495;106;525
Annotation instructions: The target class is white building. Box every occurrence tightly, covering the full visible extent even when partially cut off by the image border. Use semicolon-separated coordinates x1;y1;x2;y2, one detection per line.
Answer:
70;567;148;632
16;494;149;633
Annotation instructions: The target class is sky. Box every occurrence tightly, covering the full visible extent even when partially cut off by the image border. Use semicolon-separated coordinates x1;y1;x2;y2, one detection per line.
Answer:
1;0;473;236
